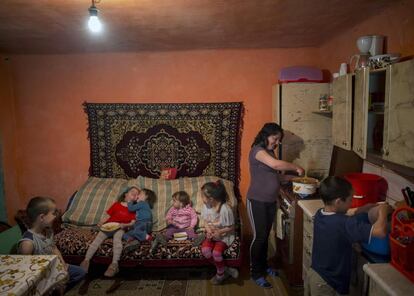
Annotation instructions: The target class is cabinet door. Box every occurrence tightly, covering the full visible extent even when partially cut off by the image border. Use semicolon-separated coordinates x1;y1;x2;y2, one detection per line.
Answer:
332;74;353;150
353;68;369;158
383;59;414;168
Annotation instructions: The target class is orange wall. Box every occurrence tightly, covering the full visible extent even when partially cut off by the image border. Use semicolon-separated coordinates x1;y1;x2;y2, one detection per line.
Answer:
0;56;20;223
320;0;414;73
4;1;414;220
8;48;320;212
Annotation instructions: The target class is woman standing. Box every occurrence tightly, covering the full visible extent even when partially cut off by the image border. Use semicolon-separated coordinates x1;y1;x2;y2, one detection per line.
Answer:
247;122;304;288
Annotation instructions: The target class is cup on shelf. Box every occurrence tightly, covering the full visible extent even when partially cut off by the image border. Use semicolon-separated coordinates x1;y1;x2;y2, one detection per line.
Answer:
339;63;348;76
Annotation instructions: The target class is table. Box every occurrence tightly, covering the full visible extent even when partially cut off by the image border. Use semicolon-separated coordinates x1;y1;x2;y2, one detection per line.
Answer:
0;255;68;296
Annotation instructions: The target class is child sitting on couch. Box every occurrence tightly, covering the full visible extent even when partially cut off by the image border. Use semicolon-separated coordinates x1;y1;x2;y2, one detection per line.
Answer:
150;191;204;253
19;196;86;290
123;188;157;252
80;186;139;277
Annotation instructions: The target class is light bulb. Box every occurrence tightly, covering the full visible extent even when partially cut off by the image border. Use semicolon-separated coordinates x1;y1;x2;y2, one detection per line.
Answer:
88;15;102;33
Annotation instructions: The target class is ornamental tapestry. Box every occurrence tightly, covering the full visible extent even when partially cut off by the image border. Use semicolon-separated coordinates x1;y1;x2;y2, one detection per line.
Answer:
84;102;243;188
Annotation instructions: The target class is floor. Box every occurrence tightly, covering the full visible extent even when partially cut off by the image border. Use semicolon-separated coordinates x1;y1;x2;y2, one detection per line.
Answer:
66;264;292;296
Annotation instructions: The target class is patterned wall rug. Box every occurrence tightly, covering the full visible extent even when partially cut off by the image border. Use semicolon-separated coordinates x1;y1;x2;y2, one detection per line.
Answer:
84;102;243;189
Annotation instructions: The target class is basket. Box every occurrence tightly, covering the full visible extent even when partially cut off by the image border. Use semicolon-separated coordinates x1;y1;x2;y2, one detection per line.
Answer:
389;206;414;283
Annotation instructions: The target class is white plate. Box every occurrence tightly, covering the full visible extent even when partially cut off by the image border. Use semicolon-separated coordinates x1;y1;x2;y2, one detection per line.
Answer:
100;222;121;232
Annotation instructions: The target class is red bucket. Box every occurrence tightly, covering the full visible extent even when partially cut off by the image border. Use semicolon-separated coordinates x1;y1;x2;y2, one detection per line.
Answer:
344;173;388;208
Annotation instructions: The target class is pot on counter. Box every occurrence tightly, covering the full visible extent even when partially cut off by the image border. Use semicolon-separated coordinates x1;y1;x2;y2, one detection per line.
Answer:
291;177;319;197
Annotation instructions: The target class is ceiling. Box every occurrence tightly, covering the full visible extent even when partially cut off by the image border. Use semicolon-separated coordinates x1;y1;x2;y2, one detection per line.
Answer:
0;0;398;54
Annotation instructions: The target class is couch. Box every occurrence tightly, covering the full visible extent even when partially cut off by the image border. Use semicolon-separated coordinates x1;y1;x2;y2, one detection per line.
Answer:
44;102;244;268
52;175;243;268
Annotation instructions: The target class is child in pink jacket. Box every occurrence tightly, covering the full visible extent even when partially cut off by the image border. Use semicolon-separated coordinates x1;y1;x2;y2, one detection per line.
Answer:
150;191;203;253
165;191;198;239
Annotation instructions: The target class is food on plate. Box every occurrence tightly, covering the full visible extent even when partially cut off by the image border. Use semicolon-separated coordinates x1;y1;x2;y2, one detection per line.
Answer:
292;177;318;185
100;222;121;232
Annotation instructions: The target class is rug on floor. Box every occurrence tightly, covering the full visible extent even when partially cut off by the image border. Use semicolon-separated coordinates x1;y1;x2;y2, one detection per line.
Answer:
66;268;212;296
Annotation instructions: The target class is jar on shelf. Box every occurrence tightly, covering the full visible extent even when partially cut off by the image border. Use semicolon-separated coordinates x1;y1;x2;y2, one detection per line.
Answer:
327;96;333;111
319;95;328;111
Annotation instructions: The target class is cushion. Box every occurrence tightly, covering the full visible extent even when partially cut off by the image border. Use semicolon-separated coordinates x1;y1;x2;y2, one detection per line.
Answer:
62;176;238;232
0;225;22;254
55;227;241;261
62;177;128;226
127;176;238;231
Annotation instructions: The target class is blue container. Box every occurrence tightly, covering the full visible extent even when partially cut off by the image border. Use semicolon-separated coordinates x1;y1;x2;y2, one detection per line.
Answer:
362;234;390;256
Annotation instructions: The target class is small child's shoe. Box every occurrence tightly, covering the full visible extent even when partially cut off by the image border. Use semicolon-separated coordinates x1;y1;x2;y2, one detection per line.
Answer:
104;263;119;277
149;235;167;254
225;267;239;279
124;240;140;253
80;259;90;273
192;233;206;247
210;274;227;285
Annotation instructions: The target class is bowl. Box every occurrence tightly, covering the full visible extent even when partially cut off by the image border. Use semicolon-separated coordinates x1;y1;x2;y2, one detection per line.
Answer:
292;177;319;196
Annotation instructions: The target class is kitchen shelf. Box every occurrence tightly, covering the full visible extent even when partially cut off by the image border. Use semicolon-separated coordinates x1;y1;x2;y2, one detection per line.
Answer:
312;111;332;118
370;68;387;73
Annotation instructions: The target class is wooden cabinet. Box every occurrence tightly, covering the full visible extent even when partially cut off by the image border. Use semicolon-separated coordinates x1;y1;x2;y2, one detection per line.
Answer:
332;59;414;169
273;83;332;177
332;74;353;150
363;263;413;296
353;67;369;158
302;211;314;292
383;59;414;168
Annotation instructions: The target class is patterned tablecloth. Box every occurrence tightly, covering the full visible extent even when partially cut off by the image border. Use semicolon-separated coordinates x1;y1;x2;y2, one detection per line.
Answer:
0;255;68;296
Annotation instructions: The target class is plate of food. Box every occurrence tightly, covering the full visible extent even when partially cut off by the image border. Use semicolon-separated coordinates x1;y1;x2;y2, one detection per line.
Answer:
100;222;121;232
173;232;188;241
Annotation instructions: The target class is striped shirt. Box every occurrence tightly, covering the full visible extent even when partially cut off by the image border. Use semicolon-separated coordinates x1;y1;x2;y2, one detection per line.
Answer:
18;229;55;255
165;205;198;229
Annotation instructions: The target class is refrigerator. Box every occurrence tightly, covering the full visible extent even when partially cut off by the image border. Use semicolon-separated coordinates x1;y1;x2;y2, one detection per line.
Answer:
272;82;332;179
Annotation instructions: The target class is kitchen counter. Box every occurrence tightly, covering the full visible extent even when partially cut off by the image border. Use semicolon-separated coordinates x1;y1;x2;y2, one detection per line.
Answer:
298;199;324;218
363;263;414;295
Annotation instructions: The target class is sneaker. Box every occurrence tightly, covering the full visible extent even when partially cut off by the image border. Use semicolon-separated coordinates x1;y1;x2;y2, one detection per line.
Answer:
124;240;140;253
225;267;239;279
266;267;279;277
192;233;206;247
104;263;119;277
253;277;272;289
149;235;168;254
156;234;168;246
80;259;90;273
210;274;228;285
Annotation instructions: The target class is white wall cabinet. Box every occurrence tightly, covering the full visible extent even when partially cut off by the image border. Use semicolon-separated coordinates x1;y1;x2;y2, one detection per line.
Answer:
332;59;414;169
383;59;414;168
352;67;369;158
332;74;353;150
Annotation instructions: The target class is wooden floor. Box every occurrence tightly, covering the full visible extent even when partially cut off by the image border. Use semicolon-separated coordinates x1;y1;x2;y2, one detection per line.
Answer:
66;264;293;296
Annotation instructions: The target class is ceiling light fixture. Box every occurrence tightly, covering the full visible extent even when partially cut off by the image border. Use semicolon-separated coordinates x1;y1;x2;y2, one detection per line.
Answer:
88;0;102;33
